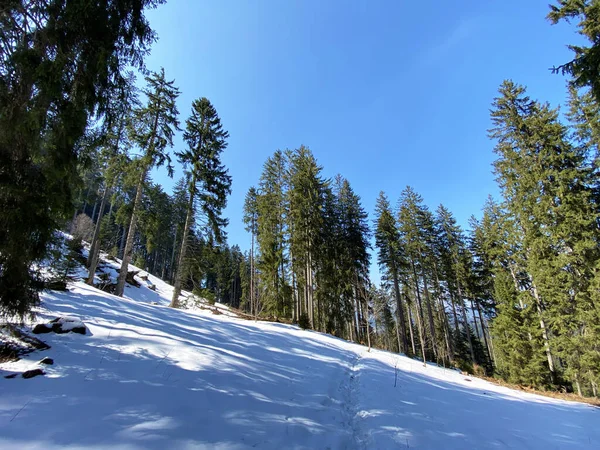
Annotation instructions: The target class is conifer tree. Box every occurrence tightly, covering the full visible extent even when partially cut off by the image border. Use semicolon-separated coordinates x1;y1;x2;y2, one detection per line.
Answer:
116;68;180;297
87;73;139;285
490;80;600;387
0;0;160;318
548;1;600;102
374;191;409;354
256;151;290;317
288;147;327;328
243;187;259;317
170;98;231;308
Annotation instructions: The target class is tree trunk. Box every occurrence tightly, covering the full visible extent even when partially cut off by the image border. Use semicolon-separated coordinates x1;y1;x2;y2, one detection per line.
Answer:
250;230;255;318
86;185;110;285
91;200;98;224
170;180;196;308
407;303;417;355
169;227;179;284
531;281;556;381
410;261;427;366
115;169;147;297
457;281;476;364
475;299;492;363
392;268;408;354
421;268;438;359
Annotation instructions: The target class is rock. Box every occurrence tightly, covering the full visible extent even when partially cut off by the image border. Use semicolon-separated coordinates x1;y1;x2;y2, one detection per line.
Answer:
32;324;51;334
147;283;156;291
150;301;159;305
4;373;17;379
22;368;45;379
45;279;68;291
33;317;87;335
39;357;54;365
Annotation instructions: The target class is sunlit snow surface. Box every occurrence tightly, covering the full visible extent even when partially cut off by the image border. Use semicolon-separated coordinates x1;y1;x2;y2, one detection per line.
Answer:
1;267;598;449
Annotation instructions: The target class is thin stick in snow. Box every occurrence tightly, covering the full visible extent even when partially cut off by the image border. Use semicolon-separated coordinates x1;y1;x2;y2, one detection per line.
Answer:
10;400;31;422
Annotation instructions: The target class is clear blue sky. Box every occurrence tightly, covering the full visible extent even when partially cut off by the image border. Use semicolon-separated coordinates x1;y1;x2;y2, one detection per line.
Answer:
143;0;581;266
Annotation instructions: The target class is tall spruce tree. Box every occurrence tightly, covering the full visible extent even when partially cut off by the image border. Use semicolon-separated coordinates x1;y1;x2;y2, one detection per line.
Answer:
116;68;180;297
87;73;139;285
287;147;327;328
0;0;160;318
548;1;600;102
256;151;290;317
170;98;231;308
243;187;259;317
374;191;409;354
490;80;600;388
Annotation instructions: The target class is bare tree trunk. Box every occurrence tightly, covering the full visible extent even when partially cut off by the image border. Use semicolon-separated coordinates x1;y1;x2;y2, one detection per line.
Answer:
475;299;492;363
116;169;147;297
86;184;110;285
470;298;481;339
91;200;98;223
392;268;408;354
171;181;196;308
410;261;427;366
531;281;556;381
457;281;475;364
421;268;437;359
407;303;416;355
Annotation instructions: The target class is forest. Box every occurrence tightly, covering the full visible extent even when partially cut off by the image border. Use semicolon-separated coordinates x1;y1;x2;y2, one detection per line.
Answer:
2;0;600;400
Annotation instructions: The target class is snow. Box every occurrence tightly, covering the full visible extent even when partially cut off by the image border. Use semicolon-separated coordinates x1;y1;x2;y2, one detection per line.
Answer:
1;263;598;448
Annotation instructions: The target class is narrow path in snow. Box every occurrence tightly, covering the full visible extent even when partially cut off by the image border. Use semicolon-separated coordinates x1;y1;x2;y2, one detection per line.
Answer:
338;350;367;449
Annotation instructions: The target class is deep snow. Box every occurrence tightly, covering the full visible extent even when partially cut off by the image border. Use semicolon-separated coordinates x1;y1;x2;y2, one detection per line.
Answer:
0;264;598;449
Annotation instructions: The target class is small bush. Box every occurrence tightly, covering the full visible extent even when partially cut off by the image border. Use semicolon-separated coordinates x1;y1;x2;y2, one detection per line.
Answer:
298;313;310;330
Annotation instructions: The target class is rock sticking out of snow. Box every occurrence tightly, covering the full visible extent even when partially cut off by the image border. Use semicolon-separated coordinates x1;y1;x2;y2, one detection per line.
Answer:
22;368;44;379
32;317;87;335
39;357;54;365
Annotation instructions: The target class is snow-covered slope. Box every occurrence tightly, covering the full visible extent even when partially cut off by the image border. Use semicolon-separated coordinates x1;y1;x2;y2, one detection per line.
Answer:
1;275;598;449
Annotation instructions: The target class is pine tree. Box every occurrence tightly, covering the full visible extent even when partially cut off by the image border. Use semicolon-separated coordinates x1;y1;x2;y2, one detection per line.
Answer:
335;176;371;344
256;151;290;317
374;191;409;354
116;68;180;297
243;187;259;317
170;98;231;308
398;187;431;365
87;73;139;285
548;1;600;102
0;0;159;318
287;147;327;329
490;80;600;389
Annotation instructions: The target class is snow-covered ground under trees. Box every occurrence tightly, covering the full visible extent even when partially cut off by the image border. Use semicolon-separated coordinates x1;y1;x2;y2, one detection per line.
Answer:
1;261;599;449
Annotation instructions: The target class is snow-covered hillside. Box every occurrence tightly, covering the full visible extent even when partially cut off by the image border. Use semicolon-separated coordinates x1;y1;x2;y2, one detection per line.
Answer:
1;265;598;449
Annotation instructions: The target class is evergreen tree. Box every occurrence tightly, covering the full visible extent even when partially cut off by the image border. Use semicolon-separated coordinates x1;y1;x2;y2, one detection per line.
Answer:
374;191;409;354
243;187;259;317
256;151;290;317
170;98;231;308
87;72;139;285
548;1;600;102
0;0;159;318
116;68;180;297
287;147;327;328
490;80;600;389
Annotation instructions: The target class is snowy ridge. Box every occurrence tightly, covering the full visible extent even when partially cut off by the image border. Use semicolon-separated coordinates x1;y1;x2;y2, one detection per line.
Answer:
0;266;598;449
